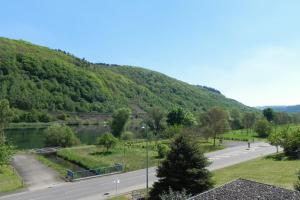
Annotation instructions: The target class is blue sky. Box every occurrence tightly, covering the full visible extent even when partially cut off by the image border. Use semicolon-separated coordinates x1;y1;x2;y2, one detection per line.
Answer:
1;0;300;106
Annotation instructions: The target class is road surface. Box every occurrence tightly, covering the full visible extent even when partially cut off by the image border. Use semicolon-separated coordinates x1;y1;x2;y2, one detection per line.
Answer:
11;154;62;191
0;142;277;200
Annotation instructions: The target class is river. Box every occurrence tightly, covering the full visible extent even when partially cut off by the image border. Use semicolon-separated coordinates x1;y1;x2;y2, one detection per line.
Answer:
4;125;110;149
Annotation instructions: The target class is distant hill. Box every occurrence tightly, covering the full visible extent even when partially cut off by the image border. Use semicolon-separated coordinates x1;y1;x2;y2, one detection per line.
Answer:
0;37;254;114
257;105;300;113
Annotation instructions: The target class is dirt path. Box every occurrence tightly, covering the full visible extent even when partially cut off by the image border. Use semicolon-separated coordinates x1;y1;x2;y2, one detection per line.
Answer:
11;154;63;191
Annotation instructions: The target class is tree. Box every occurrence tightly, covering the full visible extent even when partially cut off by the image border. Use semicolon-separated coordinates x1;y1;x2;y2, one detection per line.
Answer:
159;188;191;200
44;124;80;147
110;108;131;138
146;107;166;136
263;108;275;122
268;131;283;153
229;109;242;130
157;143;170;158
200;107;230;146
167;108;196;127
280;128;300;159
0;99;13;131
97;133;118;152
295;171;300;192
254;118;272;138
273;112;290;125
242;112;256;133
0;100;15;167
149;135;213;200
0;136;14;167
269;128;300;159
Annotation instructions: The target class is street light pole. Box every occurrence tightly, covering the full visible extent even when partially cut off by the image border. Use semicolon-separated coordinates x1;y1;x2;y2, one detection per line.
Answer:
142;125;149;195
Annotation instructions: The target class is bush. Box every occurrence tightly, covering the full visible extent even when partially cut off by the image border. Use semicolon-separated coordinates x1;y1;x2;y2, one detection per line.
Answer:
157;143;170;158
255;119;272;138
38;112;52;122
121;131;135;140
159;188;191;200
281;129;300;159
44;124;80;147
97;133;118;152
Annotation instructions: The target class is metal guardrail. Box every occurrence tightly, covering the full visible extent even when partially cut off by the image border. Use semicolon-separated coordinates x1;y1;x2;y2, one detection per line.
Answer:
31;147;61;154
66;163;124;181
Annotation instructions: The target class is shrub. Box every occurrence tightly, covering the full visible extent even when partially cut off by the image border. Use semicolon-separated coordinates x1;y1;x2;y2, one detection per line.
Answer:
44;124;80;147
97;133;118;152
255;119;272;138
159;188;191;200
157;143;170;158
121;131;135;140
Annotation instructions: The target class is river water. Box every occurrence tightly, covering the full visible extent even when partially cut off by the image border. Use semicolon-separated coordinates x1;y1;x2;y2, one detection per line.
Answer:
4;125;110;149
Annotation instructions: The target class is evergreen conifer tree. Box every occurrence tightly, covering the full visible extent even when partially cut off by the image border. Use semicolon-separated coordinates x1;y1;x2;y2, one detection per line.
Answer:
149;134;213;200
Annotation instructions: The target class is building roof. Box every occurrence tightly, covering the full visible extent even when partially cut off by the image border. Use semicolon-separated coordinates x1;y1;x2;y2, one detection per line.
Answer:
189;179;300;200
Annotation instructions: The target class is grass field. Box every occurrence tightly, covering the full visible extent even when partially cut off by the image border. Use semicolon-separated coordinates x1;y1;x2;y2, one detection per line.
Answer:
213;155;300;190
0;165;23;193
219;124;300;142
55;139;222;172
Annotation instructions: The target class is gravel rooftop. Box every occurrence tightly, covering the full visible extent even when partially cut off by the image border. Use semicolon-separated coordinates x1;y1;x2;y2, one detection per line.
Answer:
189;179;300;200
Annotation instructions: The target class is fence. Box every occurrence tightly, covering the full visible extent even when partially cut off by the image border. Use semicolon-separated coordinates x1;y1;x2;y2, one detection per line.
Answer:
66;163;123;181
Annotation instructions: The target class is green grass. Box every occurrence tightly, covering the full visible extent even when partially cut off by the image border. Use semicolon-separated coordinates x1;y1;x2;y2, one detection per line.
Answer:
213;155;300;190
56;139;222;172
0;165;23;193
219;124;300;142
219;129;260;141
57;144;163;172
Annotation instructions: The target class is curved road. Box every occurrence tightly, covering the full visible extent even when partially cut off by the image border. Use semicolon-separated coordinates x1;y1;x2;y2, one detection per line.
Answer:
0;142;277;200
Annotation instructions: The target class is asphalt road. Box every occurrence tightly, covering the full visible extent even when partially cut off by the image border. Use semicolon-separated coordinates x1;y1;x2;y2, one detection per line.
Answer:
0;142;277;200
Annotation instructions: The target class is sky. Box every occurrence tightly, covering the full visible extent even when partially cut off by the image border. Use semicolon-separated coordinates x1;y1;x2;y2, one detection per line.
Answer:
1;0;300;107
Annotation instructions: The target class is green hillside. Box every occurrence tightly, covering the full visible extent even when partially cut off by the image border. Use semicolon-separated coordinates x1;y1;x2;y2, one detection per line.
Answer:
0;37;253;114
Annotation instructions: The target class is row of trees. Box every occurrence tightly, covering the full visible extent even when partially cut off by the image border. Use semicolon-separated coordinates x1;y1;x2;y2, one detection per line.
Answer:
0;100;14;168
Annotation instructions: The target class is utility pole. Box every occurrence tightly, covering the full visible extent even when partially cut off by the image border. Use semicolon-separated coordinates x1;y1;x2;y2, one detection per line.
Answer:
142;125;149;195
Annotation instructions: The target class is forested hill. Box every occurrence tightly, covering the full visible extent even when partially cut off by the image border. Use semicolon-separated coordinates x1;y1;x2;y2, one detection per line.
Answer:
0;37;253;114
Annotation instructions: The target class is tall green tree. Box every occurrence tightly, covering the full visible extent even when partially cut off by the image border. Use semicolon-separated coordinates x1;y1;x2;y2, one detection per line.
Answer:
97;133;118;152
149;135;213;200
242;112;256;133
0;99;14;167
110;108;131;138
229;109;242;130
146;107;166;136
200;107;230;146
44;124;80;147
263;108;275;122
254;118;272;138
167;107;196;127
0;99;13;131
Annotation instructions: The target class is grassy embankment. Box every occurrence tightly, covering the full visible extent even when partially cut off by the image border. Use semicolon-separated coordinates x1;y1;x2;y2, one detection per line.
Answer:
38;139;222;175
0;165;23;193
219;124;300;141
213;154;300;190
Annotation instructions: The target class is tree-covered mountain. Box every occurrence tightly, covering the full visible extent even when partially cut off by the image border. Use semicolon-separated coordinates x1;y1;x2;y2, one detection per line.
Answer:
0;37;253;114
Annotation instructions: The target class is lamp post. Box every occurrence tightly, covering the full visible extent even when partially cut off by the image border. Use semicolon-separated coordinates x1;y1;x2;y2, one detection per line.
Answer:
141;125;149;195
